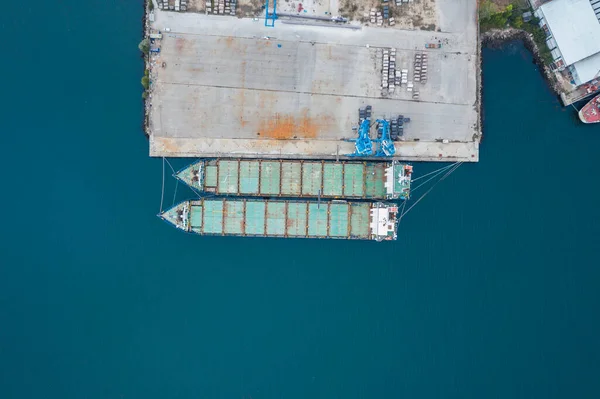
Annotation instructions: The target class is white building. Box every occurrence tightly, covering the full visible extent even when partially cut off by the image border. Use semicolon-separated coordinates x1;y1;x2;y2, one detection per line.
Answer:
535;0;600;85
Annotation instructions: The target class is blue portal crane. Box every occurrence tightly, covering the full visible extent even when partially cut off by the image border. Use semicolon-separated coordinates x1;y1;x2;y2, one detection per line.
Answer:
346;119;374;157
265;0;277;27
374;119;396;157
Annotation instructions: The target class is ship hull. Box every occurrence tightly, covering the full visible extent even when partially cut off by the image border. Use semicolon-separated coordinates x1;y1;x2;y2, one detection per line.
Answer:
159;199;400;241
174;159;413;201
578;95;600;124
579;109;599;123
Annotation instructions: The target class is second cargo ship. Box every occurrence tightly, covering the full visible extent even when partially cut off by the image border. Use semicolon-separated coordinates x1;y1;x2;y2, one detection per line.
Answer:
174;159;412;200
160;199;400;241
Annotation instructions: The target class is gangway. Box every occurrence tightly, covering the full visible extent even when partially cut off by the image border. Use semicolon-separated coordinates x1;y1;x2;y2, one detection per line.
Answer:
265;0;277;27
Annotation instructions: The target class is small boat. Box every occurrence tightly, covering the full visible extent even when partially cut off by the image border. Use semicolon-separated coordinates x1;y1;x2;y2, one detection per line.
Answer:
578;94;600;124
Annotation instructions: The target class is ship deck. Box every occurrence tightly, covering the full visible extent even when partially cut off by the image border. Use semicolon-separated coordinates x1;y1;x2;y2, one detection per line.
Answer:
579;95;600;123
176;159;411;200
161;199;381;239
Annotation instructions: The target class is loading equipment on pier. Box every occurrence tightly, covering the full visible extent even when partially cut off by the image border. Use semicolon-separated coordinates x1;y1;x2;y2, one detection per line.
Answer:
346;119;374;157
374;119;396;157
265;0;277;27
346;106;397;157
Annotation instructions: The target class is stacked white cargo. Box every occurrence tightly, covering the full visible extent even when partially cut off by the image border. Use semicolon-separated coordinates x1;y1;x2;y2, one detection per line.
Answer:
389;49;396;93
205;0;234;15
421;53;428;84
376;11;383;26
412;59;420;98
414;52;421;82
380;48;397;93
370;8;376;24
413;52;428;85
382;48;389;90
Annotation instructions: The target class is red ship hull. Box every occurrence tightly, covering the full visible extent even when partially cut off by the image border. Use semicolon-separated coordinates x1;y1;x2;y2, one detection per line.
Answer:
579;94;600;124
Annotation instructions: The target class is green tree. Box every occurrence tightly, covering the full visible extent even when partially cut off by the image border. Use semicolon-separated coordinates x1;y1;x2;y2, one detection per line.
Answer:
142;91;149;99
138;38;150;55
512;16;524;29
141;76;150;90
148;1;154;11
479;0;499;20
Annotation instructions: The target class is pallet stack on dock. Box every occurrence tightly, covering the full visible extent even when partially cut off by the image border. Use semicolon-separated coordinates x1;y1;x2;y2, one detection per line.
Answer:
382;0;390;24
369;6;392;26
370;8;383;26
156;0;187;11
206;0;235;15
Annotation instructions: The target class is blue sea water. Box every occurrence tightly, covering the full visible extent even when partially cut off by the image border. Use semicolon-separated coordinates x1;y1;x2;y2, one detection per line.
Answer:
1;1;599;398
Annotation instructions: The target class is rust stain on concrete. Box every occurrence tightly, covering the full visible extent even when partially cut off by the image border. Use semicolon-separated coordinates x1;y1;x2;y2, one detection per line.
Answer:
158;137;180;153
176;38;185;52
258;109;330;140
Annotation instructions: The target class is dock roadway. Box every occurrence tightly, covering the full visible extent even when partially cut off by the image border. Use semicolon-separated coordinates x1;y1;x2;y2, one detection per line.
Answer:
148;9;480;162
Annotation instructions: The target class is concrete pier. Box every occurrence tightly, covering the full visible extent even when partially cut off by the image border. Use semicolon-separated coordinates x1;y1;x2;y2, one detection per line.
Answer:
146;1;480;162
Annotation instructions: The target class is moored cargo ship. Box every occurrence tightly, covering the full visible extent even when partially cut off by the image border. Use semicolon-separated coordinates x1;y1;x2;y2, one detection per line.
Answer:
579;94;600;123
175;159;412;200
160;199;400;241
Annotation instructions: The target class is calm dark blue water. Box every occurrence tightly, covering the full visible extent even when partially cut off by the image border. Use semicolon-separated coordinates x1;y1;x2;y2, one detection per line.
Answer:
1;1;599;398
